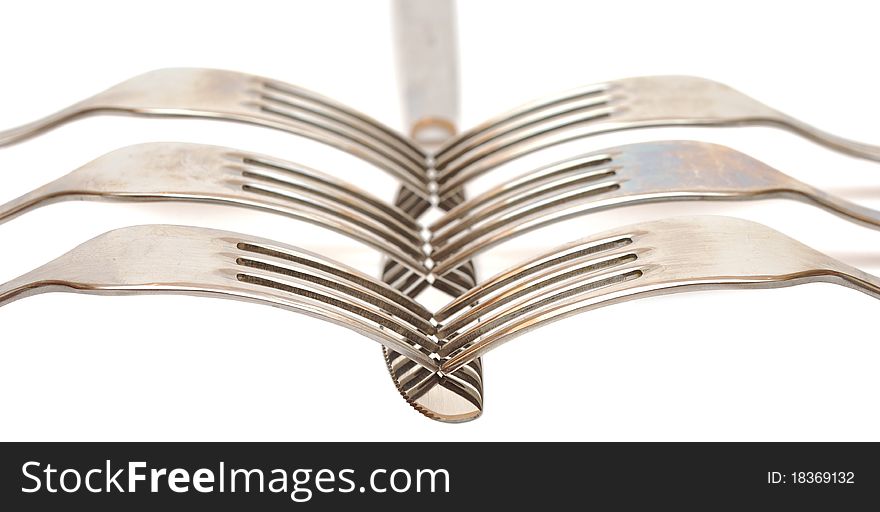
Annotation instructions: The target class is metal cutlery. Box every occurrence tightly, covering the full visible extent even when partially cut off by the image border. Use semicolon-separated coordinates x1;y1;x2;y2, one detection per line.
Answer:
2;0;877;421
428;140;880;277
3;217;877;408
435;216;880;373
0;142;432;277
0;67;431;201
432;76;880;206
384;0;484;422
0;224;439;370
0;58;485;419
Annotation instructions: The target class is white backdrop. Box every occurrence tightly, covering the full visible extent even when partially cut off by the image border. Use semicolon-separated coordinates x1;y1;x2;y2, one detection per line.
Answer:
0;0;878;440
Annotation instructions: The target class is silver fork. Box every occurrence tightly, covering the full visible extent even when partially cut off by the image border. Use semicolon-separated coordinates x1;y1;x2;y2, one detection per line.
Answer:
5;217;877;414
432;76;880;205
0;68;432;200
0;142;433;277
435;216;880;374
428;140;880;277
0;224;439;371
382;0;485;422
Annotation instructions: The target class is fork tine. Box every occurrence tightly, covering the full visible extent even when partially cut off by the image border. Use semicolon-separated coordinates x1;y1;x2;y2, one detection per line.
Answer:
233;256;437;339
253;98;431;194
439;265;647;373
433;89;614;169
237;177;424;250
234;240;433;322
236;272;441;355
433;83;609;163
236;154;421;231
433;139;880;272
0;68;432;196
438;215;880;374
436;74;880;196
435;104;618;191
438;263;646;359
436;249;642;339
395;188;434;218
255;93;428;182
431;134;880;275
261;79;427;167
434;231;635;398
0;143;429;274
433;234;635;322
430;179;624;275
431;162;619;245
430;153;613;232
0;225;439;369
235;164;422;241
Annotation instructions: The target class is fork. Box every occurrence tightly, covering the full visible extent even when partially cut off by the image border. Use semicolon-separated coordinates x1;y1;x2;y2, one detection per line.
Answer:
432;76;880;204
0;68;432;200
382;0;485;422
4;217;878;412
0;142;433;277
428;140;880;276
0;224;440;371
435;216;880;374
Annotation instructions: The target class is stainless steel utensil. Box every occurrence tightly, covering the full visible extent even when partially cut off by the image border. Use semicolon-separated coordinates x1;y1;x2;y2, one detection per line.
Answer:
429;141;880;276
3;7;877;421
0;142;431;276
387;0;484;422
436;216;880;373
0;224;438;369
0;68;431;199
433;76;880;205
4;217;877;408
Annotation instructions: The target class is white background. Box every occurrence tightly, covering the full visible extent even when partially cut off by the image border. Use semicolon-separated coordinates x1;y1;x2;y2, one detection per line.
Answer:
0;0;878;441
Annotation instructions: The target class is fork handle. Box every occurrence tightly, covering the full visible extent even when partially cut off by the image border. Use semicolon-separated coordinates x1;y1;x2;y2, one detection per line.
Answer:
0;177;77;224
0;101;96;147
393;0;460;148
0;270;68;308
824;268;880;302
775;114;880;162
791;185;880;231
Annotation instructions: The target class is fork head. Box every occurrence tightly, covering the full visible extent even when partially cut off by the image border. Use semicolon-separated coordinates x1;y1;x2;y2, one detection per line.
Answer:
0;68;432;199
429;141;804;275
24;142;429;270
610;76;780;124
433;75;838;196
435;75;778;162
438;215;850;373
0;224;439;369
84;68;260;115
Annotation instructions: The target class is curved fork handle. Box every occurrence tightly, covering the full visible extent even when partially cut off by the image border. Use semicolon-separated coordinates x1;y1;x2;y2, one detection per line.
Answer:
790;184;880;230
837;269;880;300
773;114;880;162
0;264;70;307
0;100;102;147
0;278;36;307
0;179;76;223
